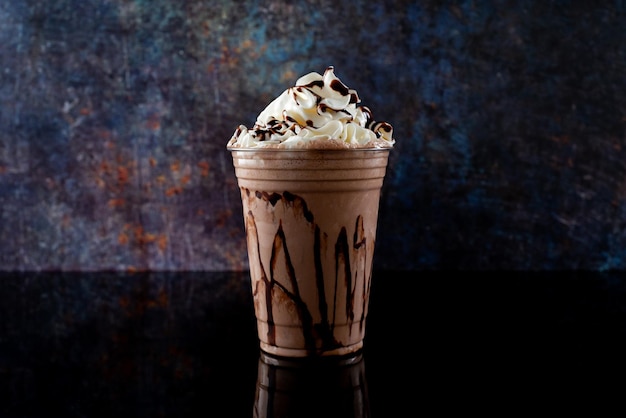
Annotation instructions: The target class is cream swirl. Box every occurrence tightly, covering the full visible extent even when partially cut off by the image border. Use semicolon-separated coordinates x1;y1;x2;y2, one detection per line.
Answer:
227;67;394;149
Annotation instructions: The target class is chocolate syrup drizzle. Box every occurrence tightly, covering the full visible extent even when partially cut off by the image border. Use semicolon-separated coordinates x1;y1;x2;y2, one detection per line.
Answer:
244;187;370;355
246;67;390;142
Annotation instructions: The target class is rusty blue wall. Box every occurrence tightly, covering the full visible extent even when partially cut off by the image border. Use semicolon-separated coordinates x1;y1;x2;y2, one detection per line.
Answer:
1;0;625;271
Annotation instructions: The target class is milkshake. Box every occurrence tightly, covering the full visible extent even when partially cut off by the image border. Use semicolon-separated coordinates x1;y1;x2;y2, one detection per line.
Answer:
228;67;394;357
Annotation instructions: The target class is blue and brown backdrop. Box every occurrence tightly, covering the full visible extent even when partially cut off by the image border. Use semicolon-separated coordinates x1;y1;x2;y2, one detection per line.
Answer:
1;0;625;271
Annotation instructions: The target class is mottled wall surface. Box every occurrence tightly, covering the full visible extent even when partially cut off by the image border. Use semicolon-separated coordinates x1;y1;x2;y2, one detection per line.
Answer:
1;0;625;271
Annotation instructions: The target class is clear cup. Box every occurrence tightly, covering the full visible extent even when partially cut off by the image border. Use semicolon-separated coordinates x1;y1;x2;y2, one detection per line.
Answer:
229;148;390;357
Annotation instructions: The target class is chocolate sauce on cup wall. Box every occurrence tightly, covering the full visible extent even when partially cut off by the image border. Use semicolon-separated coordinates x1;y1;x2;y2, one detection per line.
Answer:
245;191;367;353
230;149;389;357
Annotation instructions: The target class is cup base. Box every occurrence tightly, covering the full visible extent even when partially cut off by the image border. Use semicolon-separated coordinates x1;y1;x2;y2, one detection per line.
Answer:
259;340;364;358
259;350;363;367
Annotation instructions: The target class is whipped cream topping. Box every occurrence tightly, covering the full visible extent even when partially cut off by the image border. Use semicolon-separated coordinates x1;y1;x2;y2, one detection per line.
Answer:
227;67;394;149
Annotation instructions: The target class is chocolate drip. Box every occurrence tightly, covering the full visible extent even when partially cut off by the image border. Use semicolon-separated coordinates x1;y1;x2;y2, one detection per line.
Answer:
367;120;393;138
313;225;336;348
246;209;276;346
339;109;352;118
361;106;373;122
330;79;349;96
255;190;282;206
380;122;392;132
361;269;372;333
304;80;324;89
270;221;299;294
282;191;314;223
292;87;302;105
353;216;368;333
334;227;355;332
270;222;317;351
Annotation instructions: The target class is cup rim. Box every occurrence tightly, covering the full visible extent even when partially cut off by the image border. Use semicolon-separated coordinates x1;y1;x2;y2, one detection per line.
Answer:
227;146;392;152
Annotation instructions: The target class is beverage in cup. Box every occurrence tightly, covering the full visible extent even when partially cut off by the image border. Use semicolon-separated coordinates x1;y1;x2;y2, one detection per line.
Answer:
228;67;394;357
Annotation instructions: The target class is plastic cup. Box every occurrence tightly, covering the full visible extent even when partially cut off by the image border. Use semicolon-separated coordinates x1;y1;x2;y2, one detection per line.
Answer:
229;148;390;357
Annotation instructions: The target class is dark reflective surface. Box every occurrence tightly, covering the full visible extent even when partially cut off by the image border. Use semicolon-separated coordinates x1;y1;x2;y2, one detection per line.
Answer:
254;352;369;418
1;270;626;416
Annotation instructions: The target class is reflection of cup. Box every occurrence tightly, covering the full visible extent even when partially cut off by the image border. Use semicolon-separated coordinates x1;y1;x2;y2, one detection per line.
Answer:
229;149;390;357
254;352;369;418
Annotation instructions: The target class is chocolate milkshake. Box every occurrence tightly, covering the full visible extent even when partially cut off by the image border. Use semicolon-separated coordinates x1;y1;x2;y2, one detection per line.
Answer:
228;67;394;357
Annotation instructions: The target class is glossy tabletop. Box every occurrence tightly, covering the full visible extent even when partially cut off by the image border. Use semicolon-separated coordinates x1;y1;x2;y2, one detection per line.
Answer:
1;270;625;416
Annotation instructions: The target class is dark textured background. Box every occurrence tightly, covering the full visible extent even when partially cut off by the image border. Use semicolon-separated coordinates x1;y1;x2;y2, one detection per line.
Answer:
1;0;625;271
